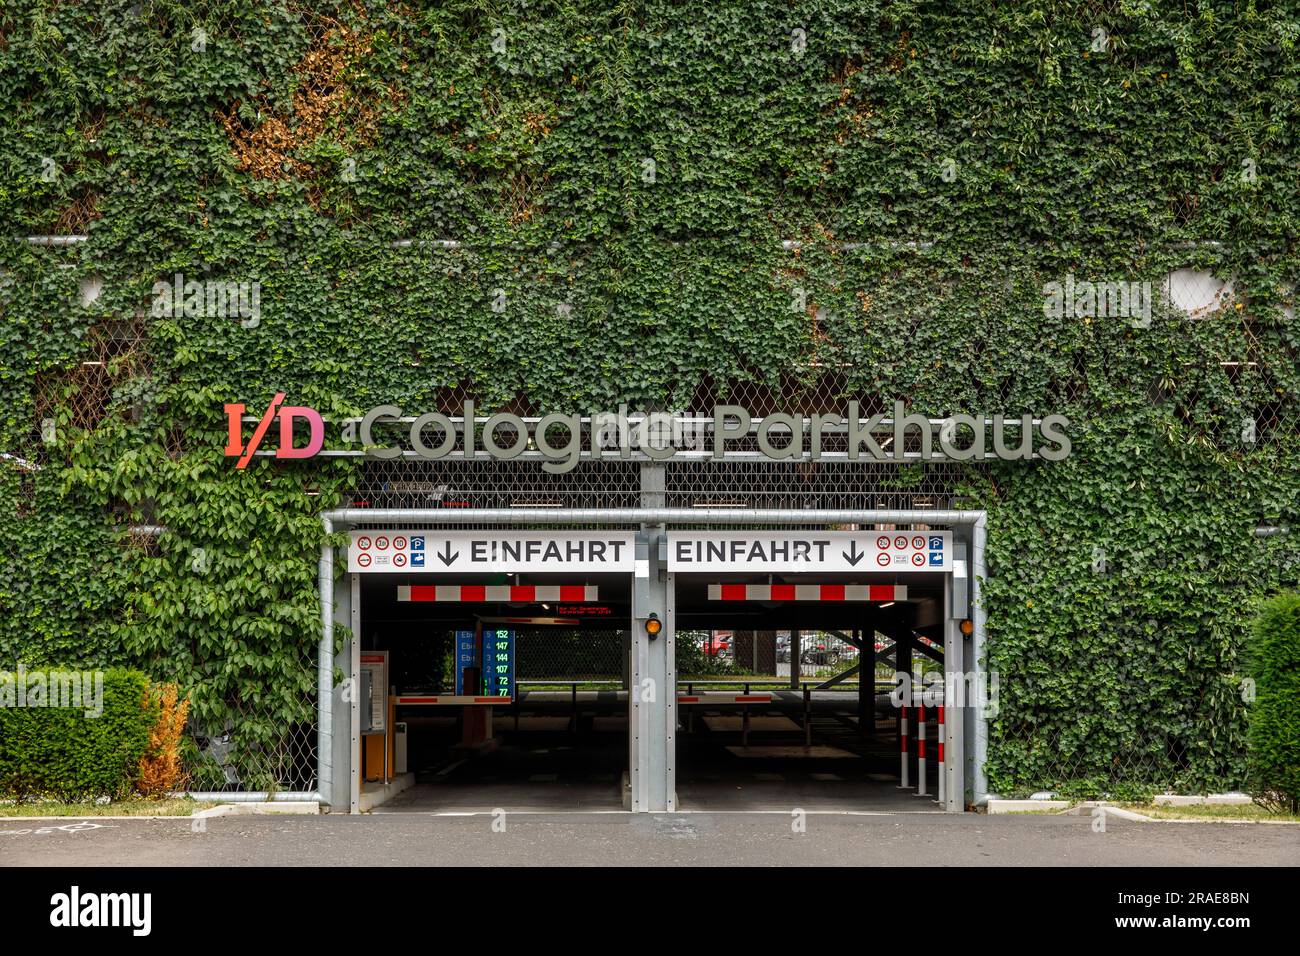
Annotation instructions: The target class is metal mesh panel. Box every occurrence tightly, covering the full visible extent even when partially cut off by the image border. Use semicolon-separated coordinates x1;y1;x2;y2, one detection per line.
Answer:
515;628;626;682
350;457;641;510
347;454;956;514
186;703;318;795
663;459;957;511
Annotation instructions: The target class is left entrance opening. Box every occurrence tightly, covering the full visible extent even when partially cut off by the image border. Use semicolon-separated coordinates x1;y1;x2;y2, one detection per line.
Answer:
356;572;632;811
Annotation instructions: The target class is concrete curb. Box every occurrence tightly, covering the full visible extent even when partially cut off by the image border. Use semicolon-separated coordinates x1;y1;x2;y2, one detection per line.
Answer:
987;799;1070;814
1040;801;1155;821
194;801;320;818
1153;793;1252;806
359;774;414;812
0;815;192;822
1095;805;1155;823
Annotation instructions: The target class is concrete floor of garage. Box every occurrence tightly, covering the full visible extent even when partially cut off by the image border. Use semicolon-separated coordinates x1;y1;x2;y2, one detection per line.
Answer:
379;709;940;813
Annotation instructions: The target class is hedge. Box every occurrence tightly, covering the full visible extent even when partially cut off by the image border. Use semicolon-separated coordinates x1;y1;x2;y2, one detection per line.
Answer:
0;669;156;801
1246;591;1300;813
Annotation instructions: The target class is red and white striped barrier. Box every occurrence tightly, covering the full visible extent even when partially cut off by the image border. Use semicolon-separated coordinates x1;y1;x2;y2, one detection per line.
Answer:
706;584;907;602
898;705;909;788
937;705;946;805
397;585;598;603
916;704;927;797
393;695;511;705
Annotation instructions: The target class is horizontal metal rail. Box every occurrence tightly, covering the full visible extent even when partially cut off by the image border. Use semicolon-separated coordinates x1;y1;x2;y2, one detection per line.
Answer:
323;507;984;526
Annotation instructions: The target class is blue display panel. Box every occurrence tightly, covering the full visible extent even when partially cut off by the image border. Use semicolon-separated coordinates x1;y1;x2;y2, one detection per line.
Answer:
453;628;515;698
454;630;476;695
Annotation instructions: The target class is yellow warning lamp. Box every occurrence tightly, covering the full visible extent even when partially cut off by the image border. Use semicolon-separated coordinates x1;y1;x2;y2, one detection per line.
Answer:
645;613;663;639
959;619;974;637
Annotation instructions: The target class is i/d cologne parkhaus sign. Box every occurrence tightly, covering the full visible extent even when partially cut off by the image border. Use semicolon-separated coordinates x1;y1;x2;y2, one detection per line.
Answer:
225;395;1071;471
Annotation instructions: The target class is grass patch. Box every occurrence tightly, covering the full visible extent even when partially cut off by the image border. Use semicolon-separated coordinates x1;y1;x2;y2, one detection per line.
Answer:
0;797;217;818
1122;802;1300;823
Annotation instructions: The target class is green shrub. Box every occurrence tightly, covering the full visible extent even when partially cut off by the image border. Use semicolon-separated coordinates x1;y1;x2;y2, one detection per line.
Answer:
0;669;156;801
1246;592;1300;814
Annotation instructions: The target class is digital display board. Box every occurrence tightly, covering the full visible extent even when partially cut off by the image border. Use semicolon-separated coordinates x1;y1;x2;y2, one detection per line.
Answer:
454;628;515;698
481;627;515;699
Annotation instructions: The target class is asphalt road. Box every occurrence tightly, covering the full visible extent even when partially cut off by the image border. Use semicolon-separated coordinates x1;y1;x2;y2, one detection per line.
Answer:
2;811;1296;866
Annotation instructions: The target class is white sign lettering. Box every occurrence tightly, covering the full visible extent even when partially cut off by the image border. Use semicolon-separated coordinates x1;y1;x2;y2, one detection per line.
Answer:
667;531;951;573
349;530;635;574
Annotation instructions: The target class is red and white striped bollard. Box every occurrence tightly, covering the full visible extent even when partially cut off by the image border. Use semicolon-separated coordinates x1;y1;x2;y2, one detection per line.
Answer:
898;704;909;788
937;705;945;805
916;704;927;796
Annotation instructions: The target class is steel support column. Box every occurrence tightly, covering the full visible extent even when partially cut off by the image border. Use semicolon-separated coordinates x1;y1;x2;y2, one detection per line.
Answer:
942;563;962;811
631;526;675;811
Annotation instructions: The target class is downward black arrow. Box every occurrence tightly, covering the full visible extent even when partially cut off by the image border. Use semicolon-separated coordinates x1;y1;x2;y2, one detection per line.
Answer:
437;542;460;566
843;541;864;566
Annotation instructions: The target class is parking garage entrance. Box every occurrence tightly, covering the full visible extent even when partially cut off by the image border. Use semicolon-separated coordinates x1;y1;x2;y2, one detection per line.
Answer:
672;573;948;812
342;529;637;812
328;520;976;814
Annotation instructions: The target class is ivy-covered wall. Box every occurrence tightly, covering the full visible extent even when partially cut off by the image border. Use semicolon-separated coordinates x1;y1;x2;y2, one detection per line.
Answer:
1;1;1296;795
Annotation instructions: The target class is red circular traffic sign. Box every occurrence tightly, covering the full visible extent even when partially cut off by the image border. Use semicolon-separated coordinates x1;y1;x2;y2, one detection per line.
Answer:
376;536;390;550
357;553;372;568
356;536;372;550
393;553;407;567
894;535;908;549
876;536;890;549
911;535;925;550
911;552;925;567
876;553;891;567
394;536;407;550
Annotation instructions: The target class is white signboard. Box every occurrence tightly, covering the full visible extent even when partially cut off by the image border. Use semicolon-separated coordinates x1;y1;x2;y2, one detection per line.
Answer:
667;531;952;573
349;530;636;574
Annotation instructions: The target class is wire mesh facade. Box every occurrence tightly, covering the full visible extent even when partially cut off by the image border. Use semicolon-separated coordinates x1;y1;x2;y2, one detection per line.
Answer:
349;457;642;511
515;628;627;682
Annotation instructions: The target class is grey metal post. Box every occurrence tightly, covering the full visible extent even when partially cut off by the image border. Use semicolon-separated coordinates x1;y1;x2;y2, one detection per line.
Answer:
317;536;334;808
327;567;353;811
971;516;989;806
790;629;801;687
347;572;361;813
942;564;962;811
893;619;912;784
620;630;632;689
630;462;674;811
630;528;674;811
856;620;872;737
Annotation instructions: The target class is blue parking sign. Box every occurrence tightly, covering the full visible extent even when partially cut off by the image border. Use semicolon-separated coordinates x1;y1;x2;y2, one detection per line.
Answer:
929;535;944;551
410;536;425;551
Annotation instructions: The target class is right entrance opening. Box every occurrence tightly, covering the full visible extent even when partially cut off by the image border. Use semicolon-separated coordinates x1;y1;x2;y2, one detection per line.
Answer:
671;572;949;811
